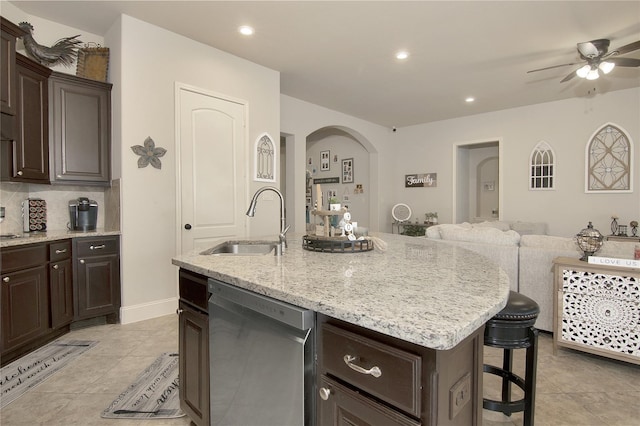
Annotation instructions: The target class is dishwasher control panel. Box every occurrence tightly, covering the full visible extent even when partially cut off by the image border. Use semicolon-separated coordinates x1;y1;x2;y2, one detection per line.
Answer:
208;278;314;330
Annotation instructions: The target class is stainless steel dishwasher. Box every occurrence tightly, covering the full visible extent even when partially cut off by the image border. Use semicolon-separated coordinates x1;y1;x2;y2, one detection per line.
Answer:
208;279;315;426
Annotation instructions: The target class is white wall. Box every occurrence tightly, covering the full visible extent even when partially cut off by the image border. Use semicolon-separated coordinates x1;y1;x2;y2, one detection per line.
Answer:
105;15;280;322
395;88;640;237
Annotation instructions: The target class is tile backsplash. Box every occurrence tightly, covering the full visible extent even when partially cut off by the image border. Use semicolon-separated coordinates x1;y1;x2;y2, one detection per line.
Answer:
0;179;120;235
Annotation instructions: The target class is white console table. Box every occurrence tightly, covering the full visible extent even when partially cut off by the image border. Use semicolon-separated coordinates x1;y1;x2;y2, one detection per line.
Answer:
552;257;640;365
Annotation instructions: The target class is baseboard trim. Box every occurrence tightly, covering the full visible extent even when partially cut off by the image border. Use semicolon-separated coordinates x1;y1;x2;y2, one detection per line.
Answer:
119;297;178;324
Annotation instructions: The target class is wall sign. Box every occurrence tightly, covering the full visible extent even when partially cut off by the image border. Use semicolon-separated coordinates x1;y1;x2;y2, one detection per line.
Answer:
314;177;340;184
405;173;437;188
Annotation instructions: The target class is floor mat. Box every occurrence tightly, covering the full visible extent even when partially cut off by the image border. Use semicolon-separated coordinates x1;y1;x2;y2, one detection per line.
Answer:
0;340;97;409
101;352;184;419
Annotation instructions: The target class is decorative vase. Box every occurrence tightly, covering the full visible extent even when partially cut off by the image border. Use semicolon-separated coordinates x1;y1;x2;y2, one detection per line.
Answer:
611;218;618;236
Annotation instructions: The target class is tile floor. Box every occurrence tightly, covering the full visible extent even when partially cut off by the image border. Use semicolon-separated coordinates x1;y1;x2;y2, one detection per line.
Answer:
1;314;639;425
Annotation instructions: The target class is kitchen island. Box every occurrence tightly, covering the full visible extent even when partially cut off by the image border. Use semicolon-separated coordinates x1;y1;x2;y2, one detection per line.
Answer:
172;232;511;426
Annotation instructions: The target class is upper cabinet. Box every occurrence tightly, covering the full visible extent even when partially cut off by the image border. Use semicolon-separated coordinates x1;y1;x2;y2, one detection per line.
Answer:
1;17;24;117
49;72;112;186
14;53;51;183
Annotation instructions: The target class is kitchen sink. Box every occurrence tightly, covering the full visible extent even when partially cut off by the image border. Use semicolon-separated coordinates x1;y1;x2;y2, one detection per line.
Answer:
201;240;280;256
0;234;21;240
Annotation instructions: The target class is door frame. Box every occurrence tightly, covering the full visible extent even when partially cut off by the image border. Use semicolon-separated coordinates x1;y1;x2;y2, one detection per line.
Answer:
452;138;503;223
174;82;250;255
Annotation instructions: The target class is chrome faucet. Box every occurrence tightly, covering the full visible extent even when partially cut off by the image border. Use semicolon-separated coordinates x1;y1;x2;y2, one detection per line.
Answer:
246;186;290;254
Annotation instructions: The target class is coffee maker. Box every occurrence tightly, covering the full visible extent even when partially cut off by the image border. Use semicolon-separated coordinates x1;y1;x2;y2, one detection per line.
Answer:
68;197;98;231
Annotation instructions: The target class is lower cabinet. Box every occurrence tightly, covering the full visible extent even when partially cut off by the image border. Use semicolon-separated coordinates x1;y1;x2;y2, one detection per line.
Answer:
178;269;210;426
319;375;420;426
317;315;485;426
553;256;640;365
73;236;120;322
0;240;71;365
49;240;73;329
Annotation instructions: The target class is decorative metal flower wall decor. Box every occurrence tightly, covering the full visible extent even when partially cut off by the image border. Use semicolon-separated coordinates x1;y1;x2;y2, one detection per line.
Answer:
131;137;167;169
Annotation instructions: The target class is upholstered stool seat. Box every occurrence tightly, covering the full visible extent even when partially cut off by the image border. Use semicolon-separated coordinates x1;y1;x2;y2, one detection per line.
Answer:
483;291;539;426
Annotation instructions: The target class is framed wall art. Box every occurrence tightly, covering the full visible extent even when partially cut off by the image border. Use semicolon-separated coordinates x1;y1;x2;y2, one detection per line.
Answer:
320;150;330;171
342;158;354;183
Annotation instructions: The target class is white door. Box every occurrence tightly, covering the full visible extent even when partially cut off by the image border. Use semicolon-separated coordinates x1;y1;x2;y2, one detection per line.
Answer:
177;85;247;253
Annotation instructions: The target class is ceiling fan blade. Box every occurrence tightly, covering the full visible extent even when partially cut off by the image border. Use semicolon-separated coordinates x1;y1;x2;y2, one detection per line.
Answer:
612;40;640;56
527;62;582;73
608;57;640;67
560;69;579;83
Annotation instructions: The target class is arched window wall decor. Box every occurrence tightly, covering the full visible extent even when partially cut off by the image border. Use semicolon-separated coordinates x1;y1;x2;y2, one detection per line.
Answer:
254;132;276;182
529;141;555;190
585;123;633;193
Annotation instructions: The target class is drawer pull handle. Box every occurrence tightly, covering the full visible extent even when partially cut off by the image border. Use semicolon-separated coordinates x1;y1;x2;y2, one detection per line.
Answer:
55;249;68;254
80;259;85;264
90;244;106;250
343;355;382;378
318;387;331;401
3;277;9;283
53;264;59;270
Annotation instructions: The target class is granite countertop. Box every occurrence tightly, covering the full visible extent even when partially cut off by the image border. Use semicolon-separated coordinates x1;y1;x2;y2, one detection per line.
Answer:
172;232;510;350
0;229;121;248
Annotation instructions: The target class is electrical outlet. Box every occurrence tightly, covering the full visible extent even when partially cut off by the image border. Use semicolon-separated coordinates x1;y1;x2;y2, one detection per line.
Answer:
449;372;471;420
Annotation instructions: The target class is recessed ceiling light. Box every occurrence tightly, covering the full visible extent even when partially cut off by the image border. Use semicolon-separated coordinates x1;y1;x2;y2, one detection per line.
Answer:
238;25;254;36
395;51;409;60
465;97;475;103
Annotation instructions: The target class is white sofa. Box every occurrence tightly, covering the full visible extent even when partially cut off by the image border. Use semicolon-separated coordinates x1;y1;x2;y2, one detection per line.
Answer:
425;221;637;332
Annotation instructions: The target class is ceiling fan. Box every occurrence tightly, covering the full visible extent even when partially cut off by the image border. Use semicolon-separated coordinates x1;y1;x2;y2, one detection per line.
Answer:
527;39;640;82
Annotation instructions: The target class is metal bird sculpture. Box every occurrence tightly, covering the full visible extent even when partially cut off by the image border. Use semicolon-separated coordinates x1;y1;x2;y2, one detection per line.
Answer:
18;21;82;67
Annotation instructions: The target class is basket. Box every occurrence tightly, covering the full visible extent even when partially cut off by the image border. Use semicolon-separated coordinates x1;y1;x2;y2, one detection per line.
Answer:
76;43;110;82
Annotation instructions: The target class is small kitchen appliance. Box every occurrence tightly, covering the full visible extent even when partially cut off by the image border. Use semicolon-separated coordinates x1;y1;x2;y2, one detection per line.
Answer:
68;197;98;231
22;198;47;232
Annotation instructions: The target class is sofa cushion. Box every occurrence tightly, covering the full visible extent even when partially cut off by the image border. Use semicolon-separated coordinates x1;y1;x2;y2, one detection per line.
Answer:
425;223;471;239
473;221;511;231
520;234;577;251
439;226;521;246
510;221;548;235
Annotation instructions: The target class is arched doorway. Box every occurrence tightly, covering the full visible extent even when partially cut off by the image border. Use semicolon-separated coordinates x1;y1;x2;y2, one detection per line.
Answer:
305;126;378;233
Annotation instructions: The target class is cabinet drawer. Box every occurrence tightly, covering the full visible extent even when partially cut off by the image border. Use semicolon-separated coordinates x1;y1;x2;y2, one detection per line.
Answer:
1;243;47;272
179;269;209;312
75;236;118;257
562;268;640;300
49;239;71;261
318;375;420;426
321;323;422;417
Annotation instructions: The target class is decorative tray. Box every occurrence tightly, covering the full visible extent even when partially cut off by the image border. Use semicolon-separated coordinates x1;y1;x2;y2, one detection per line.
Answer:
302;235;373;253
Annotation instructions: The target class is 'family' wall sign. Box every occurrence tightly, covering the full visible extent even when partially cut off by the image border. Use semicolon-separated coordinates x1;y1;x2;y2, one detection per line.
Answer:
405;173;437;188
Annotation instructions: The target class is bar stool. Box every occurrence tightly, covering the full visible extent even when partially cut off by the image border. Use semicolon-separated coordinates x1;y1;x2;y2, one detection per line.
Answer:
483;291;539;426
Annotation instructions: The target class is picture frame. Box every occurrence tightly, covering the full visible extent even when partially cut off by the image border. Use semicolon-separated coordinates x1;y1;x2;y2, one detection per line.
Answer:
342;158;354;183
320;150;330;171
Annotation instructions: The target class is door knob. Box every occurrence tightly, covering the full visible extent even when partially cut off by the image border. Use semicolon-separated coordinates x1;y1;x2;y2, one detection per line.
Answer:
184;224;192;230
318;387;331;401
53;264;59;270
3;277;9;283
16;170;23;176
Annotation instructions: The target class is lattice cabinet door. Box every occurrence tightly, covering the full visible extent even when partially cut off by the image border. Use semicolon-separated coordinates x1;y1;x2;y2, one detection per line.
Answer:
553;257;640;365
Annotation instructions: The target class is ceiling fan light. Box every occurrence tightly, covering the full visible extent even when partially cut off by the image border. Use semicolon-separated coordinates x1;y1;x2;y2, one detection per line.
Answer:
599;61;615;74
576;64;591;78
586;68;600;80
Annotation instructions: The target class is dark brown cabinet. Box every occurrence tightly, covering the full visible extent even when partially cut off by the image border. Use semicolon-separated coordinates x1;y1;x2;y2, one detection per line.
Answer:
13;53;51;183
49;240;73;329
49;72;111;185
317;315;485;426
1;17;23;117
178;269;210;426
1;244;49;355
73;236;120;322
0;241;75;365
